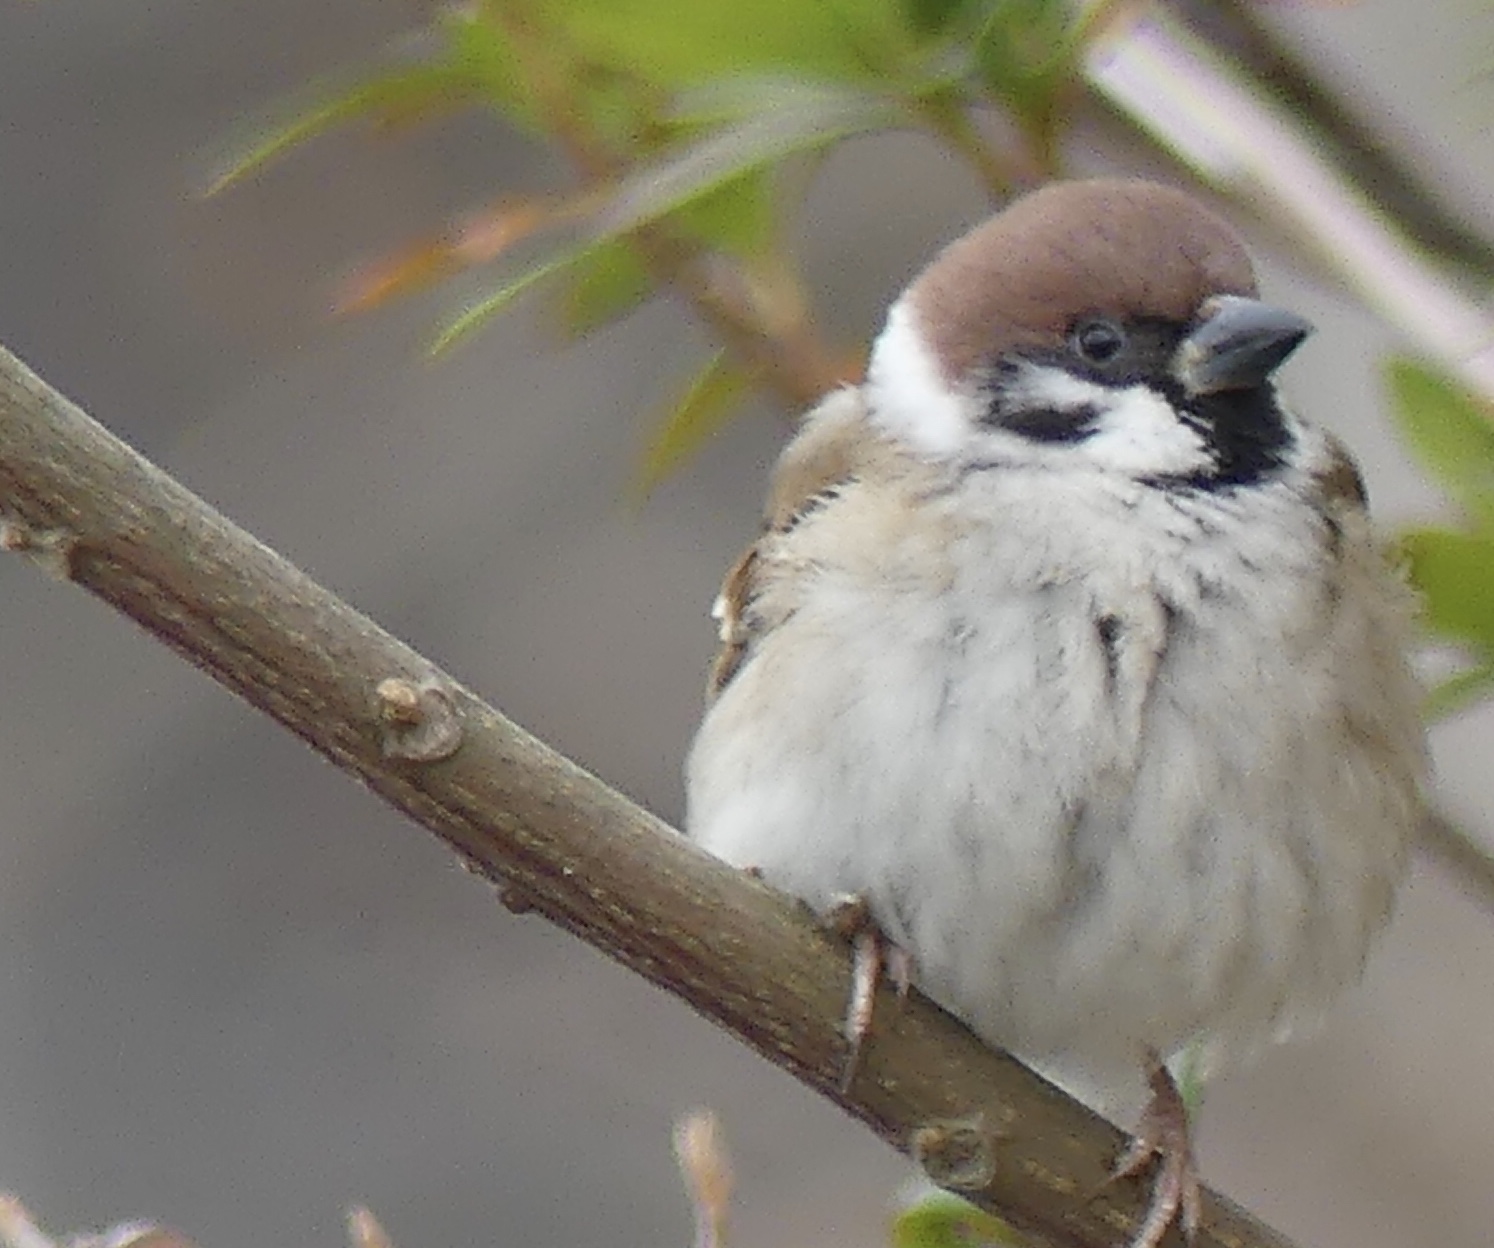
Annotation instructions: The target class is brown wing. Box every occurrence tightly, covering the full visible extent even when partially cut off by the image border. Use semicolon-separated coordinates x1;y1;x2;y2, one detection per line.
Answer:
705;387;873;698
705;544;761;695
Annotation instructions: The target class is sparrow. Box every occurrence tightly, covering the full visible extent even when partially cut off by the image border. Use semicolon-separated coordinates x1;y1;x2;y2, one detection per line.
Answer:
685;179;1427;1247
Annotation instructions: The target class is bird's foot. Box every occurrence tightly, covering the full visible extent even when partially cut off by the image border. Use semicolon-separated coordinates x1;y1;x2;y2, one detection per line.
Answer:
1108;1051;1202;1248
824;893;915;1091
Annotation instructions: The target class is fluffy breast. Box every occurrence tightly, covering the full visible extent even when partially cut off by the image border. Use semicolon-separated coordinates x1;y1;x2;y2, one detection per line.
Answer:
686;436;1422;1115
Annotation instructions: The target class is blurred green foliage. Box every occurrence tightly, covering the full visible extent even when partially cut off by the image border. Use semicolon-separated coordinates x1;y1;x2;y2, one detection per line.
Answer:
893;1189;1023;1248
215;1;1494;734
211;0;1093;471
1388;360;1494;717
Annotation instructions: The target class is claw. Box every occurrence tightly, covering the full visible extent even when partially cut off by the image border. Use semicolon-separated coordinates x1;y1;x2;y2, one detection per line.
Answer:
1107;1051;1202;1248
824;894;915;1091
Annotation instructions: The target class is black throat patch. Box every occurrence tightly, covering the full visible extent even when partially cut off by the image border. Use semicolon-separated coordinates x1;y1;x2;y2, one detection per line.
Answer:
1152;376;1294;490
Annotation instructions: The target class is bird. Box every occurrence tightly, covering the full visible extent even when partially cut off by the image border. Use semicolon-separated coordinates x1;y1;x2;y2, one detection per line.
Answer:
684;178;1427;1247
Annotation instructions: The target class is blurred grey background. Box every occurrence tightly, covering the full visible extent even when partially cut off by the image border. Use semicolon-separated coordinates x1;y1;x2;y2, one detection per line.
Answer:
1;3;1491;1248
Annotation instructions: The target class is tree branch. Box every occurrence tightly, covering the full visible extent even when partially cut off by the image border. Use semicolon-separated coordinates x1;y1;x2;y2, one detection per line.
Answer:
0;340;1302;1248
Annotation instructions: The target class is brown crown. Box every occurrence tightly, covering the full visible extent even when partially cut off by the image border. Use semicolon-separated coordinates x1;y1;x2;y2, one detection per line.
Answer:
907;179;1259;382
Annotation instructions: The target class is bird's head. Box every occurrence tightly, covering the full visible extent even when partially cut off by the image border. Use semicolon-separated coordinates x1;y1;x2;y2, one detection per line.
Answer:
864;179;1313;490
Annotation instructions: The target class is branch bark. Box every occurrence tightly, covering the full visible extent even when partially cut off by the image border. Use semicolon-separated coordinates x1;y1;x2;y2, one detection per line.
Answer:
0;340;1302;1248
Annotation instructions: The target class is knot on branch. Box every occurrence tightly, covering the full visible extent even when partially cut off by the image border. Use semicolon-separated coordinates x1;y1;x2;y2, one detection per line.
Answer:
912;1116;1005;1192
0;517;78;580
375;676;463;761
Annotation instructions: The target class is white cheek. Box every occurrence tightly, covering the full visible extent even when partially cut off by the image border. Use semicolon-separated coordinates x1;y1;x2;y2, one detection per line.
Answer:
1085;385;1211;476
1003;365;1096;411
864;298;969;456
1010;367;1211;477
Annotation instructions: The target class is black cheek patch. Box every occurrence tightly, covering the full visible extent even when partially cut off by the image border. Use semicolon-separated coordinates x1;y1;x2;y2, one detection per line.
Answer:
993;402;1101;443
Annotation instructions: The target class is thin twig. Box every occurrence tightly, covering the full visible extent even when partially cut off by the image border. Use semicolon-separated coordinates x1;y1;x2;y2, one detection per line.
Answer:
674;1110;734;1248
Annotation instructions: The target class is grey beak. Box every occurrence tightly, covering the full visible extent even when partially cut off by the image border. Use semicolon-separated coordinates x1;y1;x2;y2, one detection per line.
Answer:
1173;295;1313;396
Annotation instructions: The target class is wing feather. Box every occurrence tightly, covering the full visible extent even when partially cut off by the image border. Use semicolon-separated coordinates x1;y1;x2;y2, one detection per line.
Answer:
706;387;873;697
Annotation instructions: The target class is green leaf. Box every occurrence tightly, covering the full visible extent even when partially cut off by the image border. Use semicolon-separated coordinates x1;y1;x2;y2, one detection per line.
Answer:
892;1191;1022;1248
901;0;984;39
574;64;661;152
1172;1040;1208;1114
429;246;598;355
595;84;898;240
439;137;797;350
1385;358;1494;522
206;11;539;195
438;6;534;124
533;0;912;87
671;167;778;258
552;241;655;338
439;106;840;353
970;0;1075;126
1398;527;1494;648
205;63;480;194
670;75;878;125
633;352;753;496
1426;662;1494;720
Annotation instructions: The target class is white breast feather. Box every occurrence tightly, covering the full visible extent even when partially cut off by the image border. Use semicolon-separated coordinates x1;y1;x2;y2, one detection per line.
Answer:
685;414;1421;1119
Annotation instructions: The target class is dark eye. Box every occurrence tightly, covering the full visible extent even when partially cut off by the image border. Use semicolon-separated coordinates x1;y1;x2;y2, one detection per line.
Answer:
1072;318;1126;365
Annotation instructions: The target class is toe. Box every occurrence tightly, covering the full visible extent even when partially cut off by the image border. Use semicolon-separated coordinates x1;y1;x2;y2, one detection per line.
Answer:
1111;1055;1203;1248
